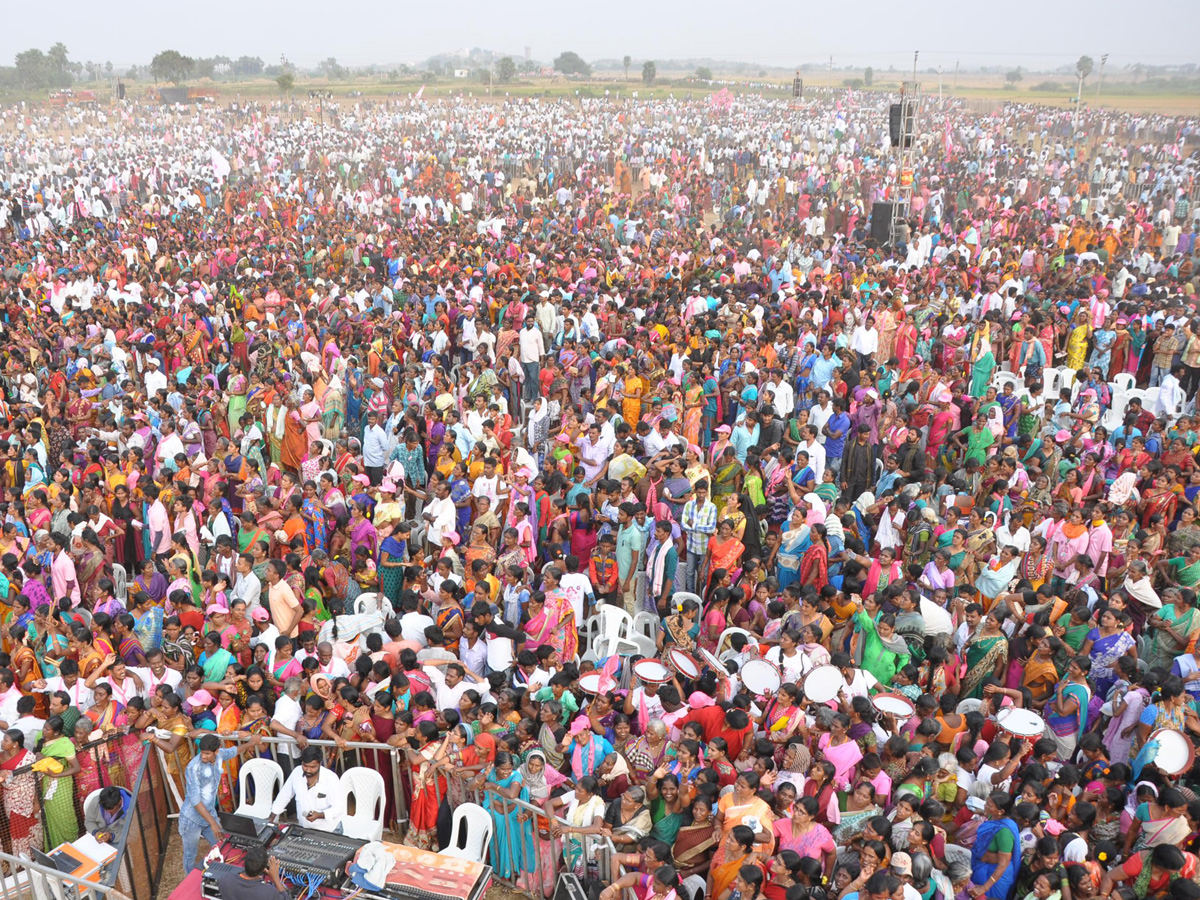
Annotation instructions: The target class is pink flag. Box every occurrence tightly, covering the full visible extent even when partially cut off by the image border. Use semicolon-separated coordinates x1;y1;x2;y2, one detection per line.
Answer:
414;84;425;101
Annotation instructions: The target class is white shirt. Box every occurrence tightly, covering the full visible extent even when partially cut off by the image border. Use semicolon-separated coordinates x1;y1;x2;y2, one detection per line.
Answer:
271;693;304;758
400;612;435;646
128;666;182;700
799;438;826;480
919;598;955;637
426;667;475;713
424;496;457;547
44;677;94;713
518;326;545;363
271;766;346;832
849;325;879;355
559;572;594;624
12;715;45;749
0;687;23;727
144;367;168;395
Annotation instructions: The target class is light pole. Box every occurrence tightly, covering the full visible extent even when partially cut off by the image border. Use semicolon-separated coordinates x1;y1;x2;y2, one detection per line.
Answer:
1096;53;1108;104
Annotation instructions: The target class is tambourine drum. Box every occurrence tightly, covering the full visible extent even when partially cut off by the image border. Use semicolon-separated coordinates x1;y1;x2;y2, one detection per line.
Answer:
742;659;782;695
996;707;1044;738
578;672;603;695
697;647;725;674
1151;729;1196;775
311;673;333;701
633;658;672;684
668;648;700;679
803;665;845;704
872;692;916;718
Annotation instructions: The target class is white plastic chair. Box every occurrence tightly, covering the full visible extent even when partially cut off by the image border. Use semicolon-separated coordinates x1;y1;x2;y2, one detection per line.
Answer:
991;371;1019;392
671;591;704;614
83;788;103;828
340;767;386;841
716;626;757;658
112;563;128;602
1142;386;1161;412
1042;367;1061;397
1113;373;1136;394
353;592;392;616
441;802;493;862
682;875;708;900
235;758;284;819
589;605;640;657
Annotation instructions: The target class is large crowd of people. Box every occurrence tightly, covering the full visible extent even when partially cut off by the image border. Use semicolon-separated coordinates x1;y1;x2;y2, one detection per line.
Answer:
0;86;1199;900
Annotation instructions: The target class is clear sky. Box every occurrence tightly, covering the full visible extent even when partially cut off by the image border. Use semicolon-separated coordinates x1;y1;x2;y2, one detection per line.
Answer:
6;0;1198;71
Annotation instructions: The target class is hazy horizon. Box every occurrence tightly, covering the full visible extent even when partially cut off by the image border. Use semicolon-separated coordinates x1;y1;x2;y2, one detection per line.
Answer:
5;0;1198;73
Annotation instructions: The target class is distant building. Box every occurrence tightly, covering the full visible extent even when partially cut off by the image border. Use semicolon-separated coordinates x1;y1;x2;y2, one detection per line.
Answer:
453;69;469;78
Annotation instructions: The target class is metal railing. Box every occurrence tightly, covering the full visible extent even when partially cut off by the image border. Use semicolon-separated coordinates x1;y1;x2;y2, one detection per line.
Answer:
161;733;410;836
180;733;618;899
0;733;170;900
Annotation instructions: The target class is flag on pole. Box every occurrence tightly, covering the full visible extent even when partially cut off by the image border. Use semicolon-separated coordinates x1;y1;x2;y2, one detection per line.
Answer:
210;147;231;181
415;84;425;101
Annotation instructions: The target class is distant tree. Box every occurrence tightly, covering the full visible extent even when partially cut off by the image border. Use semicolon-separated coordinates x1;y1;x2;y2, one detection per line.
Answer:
319;57;344;80
428;59;444;77
105;60;113;76
233;55;264;77
863;66;874;86
1131;63;1144;83
47;43;70;75
150;50;194;84
553;51;591;77
695;66;712;81
623;55;631;80
496;56;516;84
1076;55;1094;81
14;49;48;89
193;57;216;79
642;60;656;85
1006;67;1023;84
276;73;295;95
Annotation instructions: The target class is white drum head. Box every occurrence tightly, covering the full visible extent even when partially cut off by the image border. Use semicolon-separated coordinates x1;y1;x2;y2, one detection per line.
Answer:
697;647;725;674
1152;729;1195;775
578;672;603;694
872;692;916;718
668;648;700;679
803;665;845;704
633;659;671;683
996;707;1044;738
742;659;782;695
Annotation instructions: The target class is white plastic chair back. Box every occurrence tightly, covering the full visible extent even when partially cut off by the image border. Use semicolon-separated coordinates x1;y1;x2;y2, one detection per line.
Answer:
1142;386;1161;412
596;605;634;643
340;767;386;841
716;626;756;657
83;788;103;827
670;592;703;614
112;563;128;602
631;611;659;641
235;758;284;819
1113;373;1136;394
682;875;708;900
441;802;494;862
353;592;387;616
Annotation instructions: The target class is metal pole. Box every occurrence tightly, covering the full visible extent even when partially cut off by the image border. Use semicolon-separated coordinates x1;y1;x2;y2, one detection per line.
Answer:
1096;53;1108;104
912;51;919;83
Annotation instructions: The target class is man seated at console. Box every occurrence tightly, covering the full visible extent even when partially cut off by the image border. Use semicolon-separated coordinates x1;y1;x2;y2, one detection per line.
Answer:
270;745;346;833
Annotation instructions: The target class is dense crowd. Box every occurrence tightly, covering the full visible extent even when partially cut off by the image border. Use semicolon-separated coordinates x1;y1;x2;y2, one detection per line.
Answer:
1;88;1200;900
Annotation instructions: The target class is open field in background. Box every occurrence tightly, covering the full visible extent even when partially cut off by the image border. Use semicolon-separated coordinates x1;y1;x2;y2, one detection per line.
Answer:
9;68;1199;115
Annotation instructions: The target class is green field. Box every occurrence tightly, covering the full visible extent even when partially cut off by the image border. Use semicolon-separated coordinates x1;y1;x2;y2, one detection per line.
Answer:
10;70;1199;115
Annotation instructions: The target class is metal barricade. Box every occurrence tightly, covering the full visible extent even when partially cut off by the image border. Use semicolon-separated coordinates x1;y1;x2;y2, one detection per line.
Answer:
443;771;618;898
210;734;410;835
